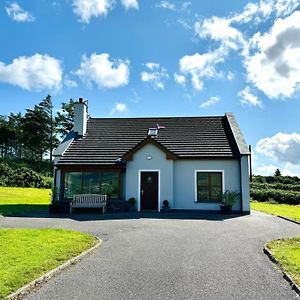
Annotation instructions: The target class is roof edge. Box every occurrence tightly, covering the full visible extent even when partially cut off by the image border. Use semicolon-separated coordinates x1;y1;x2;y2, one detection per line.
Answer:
225;113;250;155
53;131;77;158
122;137;177;161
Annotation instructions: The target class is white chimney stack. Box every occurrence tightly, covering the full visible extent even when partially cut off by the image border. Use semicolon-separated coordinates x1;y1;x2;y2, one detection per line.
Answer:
74;97;87;136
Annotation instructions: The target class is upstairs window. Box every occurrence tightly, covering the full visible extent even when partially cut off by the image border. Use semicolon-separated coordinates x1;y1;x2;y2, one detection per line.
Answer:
196;171;223;203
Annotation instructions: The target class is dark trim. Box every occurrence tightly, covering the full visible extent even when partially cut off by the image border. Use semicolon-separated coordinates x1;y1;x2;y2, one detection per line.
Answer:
60;168;123;201
122;137;177;161
196;171;223;203
58;165;124;171
239;157;243;214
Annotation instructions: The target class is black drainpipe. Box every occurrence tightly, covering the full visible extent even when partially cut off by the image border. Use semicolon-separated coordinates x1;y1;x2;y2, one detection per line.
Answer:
239;156;243;215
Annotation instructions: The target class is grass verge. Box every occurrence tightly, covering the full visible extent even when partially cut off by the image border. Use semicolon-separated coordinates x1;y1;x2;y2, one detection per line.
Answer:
251;201;300;222
267;238;300;287
0;187;50;216
0;228;97;298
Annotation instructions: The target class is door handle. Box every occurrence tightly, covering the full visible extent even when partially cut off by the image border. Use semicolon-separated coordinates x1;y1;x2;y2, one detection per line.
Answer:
141;189;144;195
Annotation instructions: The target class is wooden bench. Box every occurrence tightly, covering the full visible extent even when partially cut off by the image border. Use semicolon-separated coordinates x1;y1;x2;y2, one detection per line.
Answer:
70;194;107;214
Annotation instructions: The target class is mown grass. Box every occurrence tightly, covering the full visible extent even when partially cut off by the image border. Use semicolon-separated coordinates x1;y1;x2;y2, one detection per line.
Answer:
267;238;300;286
0;228;97;298
0;187;50;216
251;201;300;222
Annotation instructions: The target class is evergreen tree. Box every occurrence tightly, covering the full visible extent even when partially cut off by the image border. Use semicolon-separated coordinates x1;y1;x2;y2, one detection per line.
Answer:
274;168;282;177
55;98;75;137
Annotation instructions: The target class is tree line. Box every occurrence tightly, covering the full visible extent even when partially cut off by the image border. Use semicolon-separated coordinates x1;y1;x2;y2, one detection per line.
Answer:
0;95;75;162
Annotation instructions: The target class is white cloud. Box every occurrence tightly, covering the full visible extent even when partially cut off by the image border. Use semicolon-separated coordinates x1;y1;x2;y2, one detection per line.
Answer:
121;0;139;10
5;2;35;22
156;1;176;10
72;0;115;23
244;11;300;99
195;16;245;50
199;96;220;108
174;73;186;85
227;71;234;81
275;0;300;17
75;53;129;89
141;63;169;90
254;164;278;176
156;1;191;12
177;50;224;91
238;86;262;107
64;78;78;88
0;54;62;91
110;102;128;115
256;132;300;165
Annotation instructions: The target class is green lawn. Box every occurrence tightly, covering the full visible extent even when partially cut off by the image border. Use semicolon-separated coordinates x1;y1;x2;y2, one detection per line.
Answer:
0;228;97;298
0;187;50;216
267;238;300;286
251;201;300;222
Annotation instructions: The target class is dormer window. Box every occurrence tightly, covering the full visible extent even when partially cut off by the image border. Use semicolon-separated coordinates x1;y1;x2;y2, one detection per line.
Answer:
148;128;158;137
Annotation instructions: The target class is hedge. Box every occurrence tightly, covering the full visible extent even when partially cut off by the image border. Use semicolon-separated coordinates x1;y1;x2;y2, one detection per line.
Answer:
250;188;300;205
0;162;52;188
251;182;300;192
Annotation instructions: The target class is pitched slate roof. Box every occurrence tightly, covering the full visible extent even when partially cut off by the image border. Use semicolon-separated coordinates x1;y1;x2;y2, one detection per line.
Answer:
57;115;248;166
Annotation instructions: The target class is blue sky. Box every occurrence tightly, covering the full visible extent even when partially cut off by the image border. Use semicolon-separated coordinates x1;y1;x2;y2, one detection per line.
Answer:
1;0;300;176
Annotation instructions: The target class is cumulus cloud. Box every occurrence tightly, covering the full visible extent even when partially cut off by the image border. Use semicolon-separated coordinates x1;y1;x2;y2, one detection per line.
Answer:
110;102;128;115
244;11;300;99
72;0;115;23
141;63;169;90
256;132;300;165
5;2;35;22
238;86;262;107
0;54;62;91
195;16;245;50
177;50;224;91
121;0;139;10
275;0;300;17
75;53;129;89
199;96;220;108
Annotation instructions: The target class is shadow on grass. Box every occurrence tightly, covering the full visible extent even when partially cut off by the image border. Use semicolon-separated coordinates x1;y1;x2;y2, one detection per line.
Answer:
0;205;246;221
0;204;49;217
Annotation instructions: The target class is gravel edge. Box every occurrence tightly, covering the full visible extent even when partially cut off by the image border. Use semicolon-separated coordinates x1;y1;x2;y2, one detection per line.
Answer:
6;236;102;299
263;244;300;296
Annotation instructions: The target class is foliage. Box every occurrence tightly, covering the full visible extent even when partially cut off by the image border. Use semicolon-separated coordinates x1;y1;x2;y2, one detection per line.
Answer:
0;162;51;188
162;200;169;208
251;182;300;192
267;238;300;286
274;168;281;177
0;229;97;298
0;186;50;216
222;190;240;207
251;201;300;222
0;96;75;162
251;188;300;205
128;197;136;206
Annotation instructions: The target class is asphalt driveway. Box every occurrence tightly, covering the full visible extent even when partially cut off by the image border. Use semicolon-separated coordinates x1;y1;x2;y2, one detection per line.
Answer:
1;211;300;300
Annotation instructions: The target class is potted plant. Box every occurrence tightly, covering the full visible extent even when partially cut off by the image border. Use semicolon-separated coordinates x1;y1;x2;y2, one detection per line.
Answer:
220;190;240;214
127;197;136;211
161;200;170;212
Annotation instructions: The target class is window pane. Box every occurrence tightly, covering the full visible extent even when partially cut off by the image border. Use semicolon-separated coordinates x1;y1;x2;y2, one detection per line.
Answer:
198;188;209;201
82;172;101;194
64;172;82;199
101;172;119;198
210;173;222;186
211;186;222;201
196;172;222;203
197;173;208;186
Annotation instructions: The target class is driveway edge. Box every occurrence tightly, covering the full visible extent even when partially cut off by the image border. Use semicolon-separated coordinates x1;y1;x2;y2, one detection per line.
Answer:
277;215;300;225
6;236;102;300
263;244;300;296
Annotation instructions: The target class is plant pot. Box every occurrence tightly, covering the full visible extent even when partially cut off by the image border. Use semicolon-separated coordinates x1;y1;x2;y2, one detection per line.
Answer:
161;207;170;213
220;204;232;214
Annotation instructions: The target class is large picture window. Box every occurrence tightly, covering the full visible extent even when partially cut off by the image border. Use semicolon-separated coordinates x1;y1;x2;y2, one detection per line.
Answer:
64;171;120;200
196;171;223;203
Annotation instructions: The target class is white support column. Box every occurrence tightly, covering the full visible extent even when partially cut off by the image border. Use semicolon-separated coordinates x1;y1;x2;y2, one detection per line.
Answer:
241;155;250;213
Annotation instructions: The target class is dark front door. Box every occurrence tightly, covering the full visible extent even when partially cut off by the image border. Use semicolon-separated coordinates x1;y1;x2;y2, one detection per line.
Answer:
140;171;158;210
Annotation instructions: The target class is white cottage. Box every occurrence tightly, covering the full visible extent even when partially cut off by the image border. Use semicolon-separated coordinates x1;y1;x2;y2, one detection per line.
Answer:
53;98;250;214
